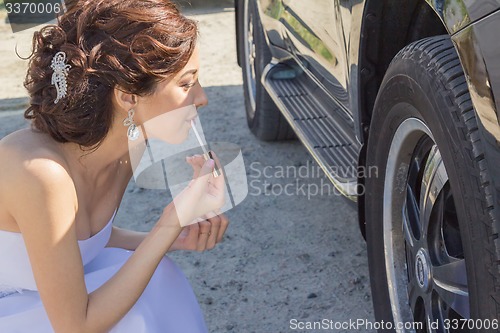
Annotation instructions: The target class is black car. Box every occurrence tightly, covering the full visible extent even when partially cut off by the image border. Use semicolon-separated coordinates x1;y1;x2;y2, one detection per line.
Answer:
236;0;500;330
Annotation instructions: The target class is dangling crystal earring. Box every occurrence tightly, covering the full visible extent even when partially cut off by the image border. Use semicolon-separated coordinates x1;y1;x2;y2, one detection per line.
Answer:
123;108;140;141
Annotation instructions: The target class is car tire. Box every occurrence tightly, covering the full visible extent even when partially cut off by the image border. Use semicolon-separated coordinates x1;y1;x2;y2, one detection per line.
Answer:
240;0;295;141
365;35;500;331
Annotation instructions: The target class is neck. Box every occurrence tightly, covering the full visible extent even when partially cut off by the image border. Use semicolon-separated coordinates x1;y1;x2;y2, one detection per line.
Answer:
61;121;144;184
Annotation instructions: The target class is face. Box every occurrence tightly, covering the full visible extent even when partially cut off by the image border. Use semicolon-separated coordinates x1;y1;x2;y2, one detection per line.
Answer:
134;46;208;144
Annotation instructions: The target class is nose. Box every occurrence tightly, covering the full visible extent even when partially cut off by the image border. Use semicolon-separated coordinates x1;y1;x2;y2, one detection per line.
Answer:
194;82;208;108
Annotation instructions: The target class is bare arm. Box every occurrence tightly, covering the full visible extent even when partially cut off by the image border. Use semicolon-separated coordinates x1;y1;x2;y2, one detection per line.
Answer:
106;226;147;251
107;211;230;252
86;216;182;331
4;158;183;333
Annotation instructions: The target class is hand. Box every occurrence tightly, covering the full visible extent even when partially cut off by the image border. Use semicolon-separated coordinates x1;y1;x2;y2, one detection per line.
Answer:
169;212;230;252
186;152;218;180
169;152;226;227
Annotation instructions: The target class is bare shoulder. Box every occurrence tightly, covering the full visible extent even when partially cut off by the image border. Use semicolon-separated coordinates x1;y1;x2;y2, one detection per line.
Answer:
0;128;70;182
0;128;77;226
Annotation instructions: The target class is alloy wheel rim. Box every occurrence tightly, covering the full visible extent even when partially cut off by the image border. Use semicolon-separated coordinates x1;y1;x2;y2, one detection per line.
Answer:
243;0;257;115
383;117;470;332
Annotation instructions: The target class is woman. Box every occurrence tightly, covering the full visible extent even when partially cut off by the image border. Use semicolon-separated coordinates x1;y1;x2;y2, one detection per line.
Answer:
0;0;228;332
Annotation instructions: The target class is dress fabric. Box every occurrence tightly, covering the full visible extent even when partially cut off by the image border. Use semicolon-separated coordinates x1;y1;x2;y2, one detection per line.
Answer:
0;211;208;333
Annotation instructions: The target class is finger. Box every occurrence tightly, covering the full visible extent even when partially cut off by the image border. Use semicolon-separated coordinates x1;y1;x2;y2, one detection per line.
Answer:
216;213;229;243
186;154;205;179
198;219;211;234
196;220;211;252
182;225;200;251
207;152;225;192
208;150;224;178
189;216;205;224
178;226;190;238
189;223;199;234
206;164;225;201
192;155;206;173
205;214;221;249
191;158;215;193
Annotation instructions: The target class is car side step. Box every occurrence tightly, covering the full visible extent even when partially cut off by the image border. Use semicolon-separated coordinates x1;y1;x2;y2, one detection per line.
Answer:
262;63;361;198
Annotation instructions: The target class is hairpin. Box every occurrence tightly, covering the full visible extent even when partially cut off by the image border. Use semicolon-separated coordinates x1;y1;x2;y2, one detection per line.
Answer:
50;51;71;104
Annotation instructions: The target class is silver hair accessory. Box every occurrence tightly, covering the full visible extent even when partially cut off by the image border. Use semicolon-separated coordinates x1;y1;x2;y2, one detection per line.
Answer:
50;51;71;104
123;108;141;140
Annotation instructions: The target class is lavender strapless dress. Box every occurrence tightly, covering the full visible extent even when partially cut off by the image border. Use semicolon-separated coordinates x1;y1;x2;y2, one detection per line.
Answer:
0;211;208;333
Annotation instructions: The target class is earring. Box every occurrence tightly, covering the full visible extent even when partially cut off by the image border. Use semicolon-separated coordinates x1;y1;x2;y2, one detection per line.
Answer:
123;108;140;141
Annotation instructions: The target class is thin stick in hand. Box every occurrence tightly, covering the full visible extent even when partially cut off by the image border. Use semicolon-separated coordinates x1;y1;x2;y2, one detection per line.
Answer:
191;119;219;178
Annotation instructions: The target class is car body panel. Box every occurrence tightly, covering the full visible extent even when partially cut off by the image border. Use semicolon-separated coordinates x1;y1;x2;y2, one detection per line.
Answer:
258;0;359;128
258;0;360;149
279;0;350;109
426;0;500;33
452;11;500;233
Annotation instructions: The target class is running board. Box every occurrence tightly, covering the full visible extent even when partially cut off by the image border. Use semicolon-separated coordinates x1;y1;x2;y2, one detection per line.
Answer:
262;63;360;198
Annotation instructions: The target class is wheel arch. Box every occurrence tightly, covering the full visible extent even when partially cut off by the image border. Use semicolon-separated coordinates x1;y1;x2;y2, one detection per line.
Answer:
235;0;244;67
358;0;449;131
357;0;449;237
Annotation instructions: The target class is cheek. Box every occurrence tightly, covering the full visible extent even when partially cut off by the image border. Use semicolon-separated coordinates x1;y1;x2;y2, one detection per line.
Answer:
141;104;193;144
154;87;194;115
164;87;193;108
138;89;189;121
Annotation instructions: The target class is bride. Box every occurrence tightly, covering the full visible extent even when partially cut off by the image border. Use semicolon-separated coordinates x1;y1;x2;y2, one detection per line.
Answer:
0;0;228;332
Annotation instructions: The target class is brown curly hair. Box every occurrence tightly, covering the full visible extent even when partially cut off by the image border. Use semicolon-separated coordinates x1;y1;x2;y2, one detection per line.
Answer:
23;0;198;149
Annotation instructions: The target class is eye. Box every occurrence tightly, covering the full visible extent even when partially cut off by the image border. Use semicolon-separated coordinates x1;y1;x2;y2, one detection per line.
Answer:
182;83;195;90
181;79;199;91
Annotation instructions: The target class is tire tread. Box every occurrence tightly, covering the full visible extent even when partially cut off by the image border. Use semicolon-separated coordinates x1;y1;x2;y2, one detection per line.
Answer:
409;35;500;315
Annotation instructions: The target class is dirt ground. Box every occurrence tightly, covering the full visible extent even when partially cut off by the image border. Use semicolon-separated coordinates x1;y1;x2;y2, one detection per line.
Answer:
0;1;376;332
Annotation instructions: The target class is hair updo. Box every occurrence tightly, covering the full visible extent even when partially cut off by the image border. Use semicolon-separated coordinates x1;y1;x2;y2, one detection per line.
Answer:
23;0;198;149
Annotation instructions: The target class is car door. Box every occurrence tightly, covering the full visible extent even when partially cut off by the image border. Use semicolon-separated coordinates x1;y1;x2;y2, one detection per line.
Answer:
279;0;353;111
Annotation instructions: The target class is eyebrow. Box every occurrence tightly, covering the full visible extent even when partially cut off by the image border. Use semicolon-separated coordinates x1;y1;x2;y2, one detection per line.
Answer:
179;69;198;79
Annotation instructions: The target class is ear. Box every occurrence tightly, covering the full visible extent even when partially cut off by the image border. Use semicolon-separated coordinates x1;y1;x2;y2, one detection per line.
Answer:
113;86;137;113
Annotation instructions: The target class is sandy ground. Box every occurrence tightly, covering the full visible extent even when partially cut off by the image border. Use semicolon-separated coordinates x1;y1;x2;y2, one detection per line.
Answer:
0;1;376;332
